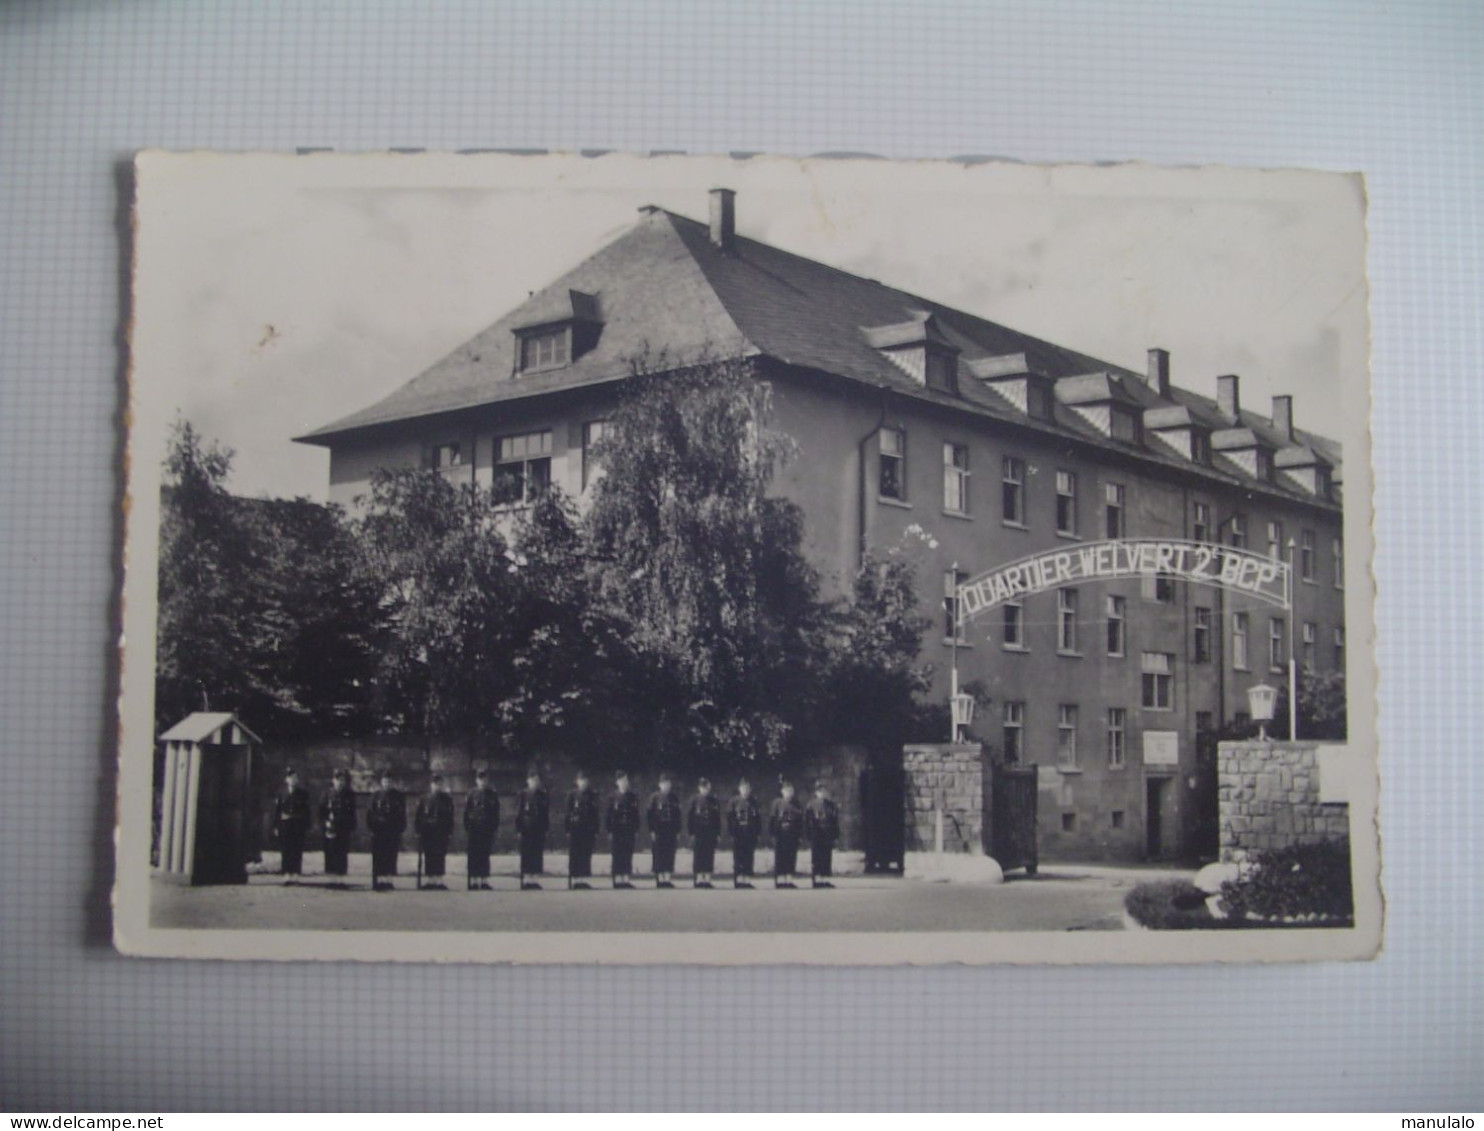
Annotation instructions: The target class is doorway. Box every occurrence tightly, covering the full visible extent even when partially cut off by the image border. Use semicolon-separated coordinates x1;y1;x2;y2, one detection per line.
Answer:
1146;776;1168;859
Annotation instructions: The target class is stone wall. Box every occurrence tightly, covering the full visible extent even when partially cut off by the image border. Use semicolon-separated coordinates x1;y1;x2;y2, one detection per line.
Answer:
1218;740;1349;862
902;743;983;853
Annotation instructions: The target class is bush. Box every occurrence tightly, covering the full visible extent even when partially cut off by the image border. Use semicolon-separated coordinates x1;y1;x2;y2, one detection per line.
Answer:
1221;839;1353;924
1124;880;1245;931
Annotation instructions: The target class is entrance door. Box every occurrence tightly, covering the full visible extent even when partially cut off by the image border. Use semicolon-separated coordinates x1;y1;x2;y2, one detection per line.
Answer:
1146;776;1167;859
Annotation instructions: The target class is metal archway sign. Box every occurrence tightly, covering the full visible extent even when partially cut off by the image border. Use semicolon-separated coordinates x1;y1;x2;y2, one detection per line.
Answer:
956;538;1291;624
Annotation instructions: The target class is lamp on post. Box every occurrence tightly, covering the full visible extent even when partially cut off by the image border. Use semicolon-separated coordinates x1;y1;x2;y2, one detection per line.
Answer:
1247;683;1279;742
951;689;976;744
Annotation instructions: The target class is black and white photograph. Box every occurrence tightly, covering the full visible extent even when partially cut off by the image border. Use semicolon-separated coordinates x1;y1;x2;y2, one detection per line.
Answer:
115;151;1380;963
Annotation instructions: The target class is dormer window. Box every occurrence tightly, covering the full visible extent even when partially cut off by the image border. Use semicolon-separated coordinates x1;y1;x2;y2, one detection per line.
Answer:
1109;406;1140;444
511;289;602;376
1191;430;1211;465
862;312;960;394
519;327;570;373
1255;449;1273;481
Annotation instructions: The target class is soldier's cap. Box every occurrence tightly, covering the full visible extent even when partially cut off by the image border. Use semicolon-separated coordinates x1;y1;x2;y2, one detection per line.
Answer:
615;770;629;780
658;771;673;783
575;769;589;779
526;766;541;779
779;779;794;790
737;777;750;788
697;777;711;788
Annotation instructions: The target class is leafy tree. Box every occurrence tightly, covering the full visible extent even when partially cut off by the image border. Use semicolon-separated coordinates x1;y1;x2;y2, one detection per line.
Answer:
155;419;385;738
583;355;826;765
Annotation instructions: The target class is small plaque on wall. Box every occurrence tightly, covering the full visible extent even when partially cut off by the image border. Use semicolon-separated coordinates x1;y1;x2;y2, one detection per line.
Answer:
1143;730;1180;767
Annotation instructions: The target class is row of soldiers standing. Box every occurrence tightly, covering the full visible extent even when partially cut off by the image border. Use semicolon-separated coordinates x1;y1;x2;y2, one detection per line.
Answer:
272;766;842;891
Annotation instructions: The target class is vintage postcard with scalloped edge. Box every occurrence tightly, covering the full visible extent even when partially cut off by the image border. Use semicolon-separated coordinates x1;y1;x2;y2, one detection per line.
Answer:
115;151;1381;963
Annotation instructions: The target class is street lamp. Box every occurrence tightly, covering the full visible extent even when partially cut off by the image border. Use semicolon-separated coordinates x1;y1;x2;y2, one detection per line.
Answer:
951;690;976;743
1247;682;1279;742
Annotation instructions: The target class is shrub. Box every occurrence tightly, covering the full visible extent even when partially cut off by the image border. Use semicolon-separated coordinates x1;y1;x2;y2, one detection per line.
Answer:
1221;839;1353;924
1124;880;1245;931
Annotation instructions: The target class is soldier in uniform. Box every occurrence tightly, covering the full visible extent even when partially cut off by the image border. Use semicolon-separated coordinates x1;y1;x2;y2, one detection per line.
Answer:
414;772;455;890
367;770;406;892
274;767;311;884
515;767;549;890
564;770;600;889
463;768;500;891
318;767;357;884
606;770;641;889
768;780;805;888
686;777;723;888
727;778;762;889
805;779;842;889
647;772;683;888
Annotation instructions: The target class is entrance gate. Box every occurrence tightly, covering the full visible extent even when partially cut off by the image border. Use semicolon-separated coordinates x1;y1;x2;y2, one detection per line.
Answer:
859;761;905;874
986;761;1039;874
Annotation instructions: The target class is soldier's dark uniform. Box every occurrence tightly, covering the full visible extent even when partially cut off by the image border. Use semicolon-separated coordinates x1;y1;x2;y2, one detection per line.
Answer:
687;789;723;884
769;791;805;885
274;773;312;878
564;780;601;885
463;775;500;888
606;783;641;886
805;790;842;887
414;783;455;886
727;788;762;887
317;774;357;878
647;786;683;884
515;778;549;887
367;779;406;889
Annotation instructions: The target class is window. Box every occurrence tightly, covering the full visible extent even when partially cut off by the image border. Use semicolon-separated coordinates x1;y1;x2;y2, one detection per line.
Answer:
1105;595;1126;657
1111;810;1126;830
581;420;610;491
1269;617;1287;671
1107;708;1127;769
1002;601;1025;649
1232;612;1250;670
431;442;462;470
1057;705;1079;768
1255;449;1273;481
1002;456;1025;525
1196;710;1214;734
1110;408;1139;443
1142;571;1175;603
1057;588;1080;654
942;569;968;642
1141;652;1174;710
1333;537;1344;589
1055;470;1077;535
1302;622;1317;668
1334;626;1346;670
1193;502;1212;543
1229;515;1247;549
1193;607;1212;664
1191;431;1212;465
1061;813;1076;832
519;328;569;372
1267;520;1285;561
1002;701;1024;764
1104;482;1125;538
925;350;956;390
494;430;553;505
879;428;906;501
1234;711;1251;730
1300;529;1316;581
943;442;970;514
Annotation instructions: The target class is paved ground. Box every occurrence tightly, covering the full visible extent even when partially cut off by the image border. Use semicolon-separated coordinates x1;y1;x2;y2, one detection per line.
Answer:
152;851;1195;934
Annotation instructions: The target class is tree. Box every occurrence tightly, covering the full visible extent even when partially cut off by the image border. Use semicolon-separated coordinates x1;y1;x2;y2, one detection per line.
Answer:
583;355;826;765
155;419;386;738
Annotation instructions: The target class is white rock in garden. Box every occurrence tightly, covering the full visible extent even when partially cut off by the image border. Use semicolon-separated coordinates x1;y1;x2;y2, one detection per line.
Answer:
1194;861;1241;894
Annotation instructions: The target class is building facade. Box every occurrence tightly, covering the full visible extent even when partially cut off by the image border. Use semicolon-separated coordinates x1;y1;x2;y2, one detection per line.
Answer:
299;189;1346;863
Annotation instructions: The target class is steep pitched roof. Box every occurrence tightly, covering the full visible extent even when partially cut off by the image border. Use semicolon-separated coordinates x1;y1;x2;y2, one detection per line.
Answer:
297;205;1341;493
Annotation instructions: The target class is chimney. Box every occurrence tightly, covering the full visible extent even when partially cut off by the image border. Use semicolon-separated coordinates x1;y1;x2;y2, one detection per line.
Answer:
1272;394;1294;441
709;188;736;254
1146;348;1171;398
1217;374;1241;421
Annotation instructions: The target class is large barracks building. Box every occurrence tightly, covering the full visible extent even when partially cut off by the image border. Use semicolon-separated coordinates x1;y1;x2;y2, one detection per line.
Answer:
299;189;1346;863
